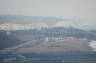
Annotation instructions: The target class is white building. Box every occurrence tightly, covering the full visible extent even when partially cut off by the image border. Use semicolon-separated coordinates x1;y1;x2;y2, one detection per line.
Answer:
0;23;48;31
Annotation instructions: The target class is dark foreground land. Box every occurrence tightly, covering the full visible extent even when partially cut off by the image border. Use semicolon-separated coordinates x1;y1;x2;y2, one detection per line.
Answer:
0;52;96;63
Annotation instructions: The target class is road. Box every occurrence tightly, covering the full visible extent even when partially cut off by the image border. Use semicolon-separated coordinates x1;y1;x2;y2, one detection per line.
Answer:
0;40;43;54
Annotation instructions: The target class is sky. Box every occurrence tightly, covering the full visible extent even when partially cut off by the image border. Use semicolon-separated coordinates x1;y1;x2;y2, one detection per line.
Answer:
0;0;96;29
0;0;96;17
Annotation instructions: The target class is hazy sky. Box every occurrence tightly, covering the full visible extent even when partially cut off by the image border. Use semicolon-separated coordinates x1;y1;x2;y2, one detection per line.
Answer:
0;0;96;29
0;0;96;18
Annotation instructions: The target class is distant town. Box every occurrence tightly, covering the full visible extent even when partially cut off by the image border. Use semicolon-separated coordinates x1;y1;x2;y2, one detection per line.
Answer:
0;15;96;63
